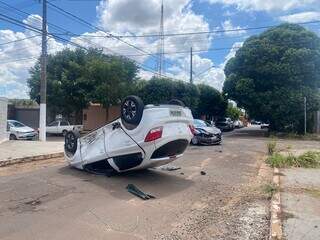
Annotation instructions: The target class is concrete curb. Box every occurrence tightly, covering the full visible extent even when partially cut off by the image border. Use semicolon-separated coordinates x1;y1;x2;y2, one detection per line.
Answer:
270;168;283;240
0;152;64;167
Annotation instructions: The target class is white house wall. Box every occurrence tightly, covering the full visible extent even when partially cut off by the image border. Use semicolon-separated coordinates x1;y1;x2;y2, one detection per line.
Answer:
0;97;8;143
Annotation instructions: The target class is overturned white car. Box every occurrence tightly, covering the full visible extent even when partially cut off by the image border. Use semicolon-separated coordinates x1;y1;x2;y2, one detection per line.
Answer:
64;96;194;173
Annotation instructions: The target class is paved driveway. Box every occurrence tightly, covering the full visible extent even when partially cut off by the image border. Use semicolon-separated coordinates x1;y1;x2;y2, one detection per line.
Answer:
0;127;272;240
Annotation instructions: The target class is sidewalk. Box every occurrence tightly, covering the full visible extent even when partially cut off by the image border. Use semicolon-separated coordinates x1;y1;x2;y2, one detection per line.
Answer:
0;140;64;166
282;168;320;240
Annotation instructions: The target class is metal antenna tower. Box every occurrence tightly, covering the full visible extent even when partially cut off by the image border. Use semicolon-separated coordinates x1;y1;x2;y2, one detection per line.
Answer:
157;0;164;77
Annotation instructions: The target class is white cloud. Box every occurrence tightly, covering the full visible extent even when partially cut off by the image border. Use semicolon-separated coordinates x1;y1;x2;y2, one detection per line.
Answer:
1;1;213;98
205;0;318;12
97;0;212;62
0;15;64;99
221;20;246;36
279;11;320;23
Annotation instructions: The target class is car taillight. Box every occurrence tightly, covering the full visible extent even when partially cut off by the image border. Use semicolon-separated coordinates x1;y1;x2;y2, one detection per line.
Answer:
145;127;163;142
189;124;195;135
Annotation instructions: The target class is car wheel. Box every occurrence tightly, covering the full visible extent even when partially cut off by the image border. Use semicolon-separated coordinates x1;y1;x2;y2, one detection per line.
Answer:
168;99;185;107
191;137;198;145
9;134;17;140
62;130;68;136
64;131;79;155
121;95;144;126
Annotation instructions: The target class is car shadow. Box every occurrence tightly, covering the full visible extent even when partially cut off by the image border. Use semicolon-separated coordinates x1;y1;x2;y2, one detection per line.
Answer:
58;166;194;200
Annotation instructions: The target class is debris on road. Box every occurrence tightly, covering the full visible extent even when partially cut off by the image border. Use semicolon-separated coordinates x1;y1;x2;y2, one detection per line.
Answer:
159;165;181;171
126;184;155;200
200;171;206;175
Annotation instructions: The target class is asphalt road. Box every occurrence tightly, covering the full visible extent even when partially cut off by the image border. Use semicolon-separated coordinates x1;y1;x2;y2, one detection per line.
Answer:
0;126;272;240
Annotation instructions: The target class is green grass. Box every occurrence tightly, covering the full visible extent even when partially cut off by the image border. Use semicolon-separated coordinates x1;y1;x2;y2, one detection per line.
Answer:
268;132;320;141
262;183;279;199
267;140;277;156
266;151;320;168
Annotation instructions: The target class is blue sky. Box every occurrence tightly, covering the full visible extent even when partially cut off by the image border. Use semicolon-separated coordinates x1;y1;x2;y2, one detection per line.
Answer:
0;0;319;98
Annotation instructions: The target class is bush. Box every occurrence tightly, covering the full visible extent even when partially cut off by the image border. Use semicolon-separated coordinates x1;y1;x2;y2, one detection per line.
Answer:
267;140;277;155
266;151;320;168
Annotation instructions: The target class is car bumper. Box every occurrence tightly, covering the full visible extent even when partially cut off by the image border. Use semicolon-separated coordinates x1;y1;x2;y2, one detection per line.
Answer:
197;135;222;145
16;133;38;140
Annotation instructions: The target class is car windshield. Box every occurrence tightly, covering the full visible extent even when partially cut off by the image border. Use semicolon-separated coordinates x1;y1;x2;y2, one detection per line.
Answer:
9;121;25;128
216;118;226;122
194;119;210;128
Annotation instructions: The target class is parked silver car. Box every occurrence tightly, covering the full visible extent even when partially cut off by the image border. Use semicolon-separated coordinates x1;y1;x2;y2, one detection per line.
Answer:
191;119;222;145
7;120;38;140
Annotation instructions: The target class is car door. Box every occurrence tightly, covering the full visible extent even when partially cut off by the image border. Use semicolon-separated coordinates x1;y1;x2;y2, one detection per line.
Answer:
80;127;108;166
59;121;70;133
46;121;58;134
104;124;144;171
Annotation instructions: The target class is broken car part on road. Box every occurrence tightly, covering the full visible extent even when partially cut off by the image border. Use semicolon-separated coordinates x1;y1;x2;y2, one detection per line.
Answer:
64;96;194;173
126;184;155;200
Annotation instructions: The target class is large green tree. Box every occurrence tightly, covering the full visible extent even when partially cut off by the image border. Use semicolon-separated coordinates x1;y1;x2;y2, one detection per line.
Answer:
28;48;138;120
223;24;320;132
138;77;200;113
136;77;227;118
196;84;227;118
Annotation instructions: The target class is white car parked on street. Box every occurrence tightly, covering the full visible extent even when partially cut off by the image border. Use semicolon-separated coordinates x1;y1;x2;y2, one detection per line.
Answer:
64;96;194;173
7;120;38;140
46;120;83;136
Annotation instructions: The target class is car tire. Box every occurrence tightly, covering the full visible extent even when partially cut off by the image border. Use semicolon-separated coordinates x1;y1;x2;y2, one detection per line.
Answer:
121;95;144;126
9;134;17;140
168;99;185;107
64;131;80;155
191;137;198;145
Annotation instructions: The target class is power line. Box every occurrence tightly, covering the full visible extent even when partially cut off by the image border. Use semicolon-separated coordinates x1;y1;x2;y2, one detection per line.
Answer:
0;0;76;37
0;35;40;46
0;56;37;64
46;1;180;71
46;1;160;62
0;9;183;81
112;20;320;38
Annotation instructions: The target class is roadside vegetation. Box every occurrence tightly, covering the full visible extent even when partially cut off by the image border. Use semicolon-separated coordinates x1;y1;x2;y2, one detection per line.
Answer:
266;139;320;168
262;183;279;200
223;24;320;133
268;132;320;141
267;139;277;156
28;48;228;120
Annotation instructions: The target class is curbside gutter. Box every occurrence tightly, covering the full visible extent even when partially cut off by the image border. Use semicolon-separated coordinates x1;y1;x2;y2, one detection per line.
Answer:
0;152;64;167
270;168;283;240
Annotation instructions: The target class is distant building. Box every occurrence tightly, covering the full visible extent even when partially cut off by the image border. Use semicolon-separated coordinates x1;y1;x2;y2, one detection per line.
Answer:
0;97;8;143
83;103;120;131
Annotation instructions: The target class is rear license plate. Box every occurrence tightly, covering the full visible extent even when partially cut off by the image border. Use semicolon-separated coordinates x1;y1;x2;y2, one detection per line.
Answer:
170;110;182;117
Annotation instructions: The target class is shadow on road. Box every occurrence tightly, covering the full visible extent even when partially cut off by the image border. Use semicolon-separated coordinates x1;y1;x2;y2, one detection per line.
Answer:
223;126;268;139
58;165;194;200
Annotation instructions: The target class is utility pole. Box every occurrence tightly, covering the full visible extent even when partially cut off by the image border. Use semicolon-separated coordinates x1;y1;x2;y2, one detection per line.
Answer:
304;96;307;135
190;47;193;84
157;0;164;77
39;0;47;141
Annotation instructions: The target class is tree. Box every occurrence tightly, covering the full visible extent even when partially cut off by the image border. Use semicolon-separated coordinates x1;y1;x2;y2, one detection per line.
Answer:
226;103;242;121
223;24;320;133
138;77;200;113
83;51;138;108
196;84;227;118
28;48;139;121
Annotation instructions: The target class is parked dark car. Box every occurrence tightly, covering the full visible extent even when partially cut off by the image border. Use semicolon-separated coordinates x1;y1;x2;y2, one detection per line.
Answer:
191;119;222;145
215;117;234;131
251;120;261;125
